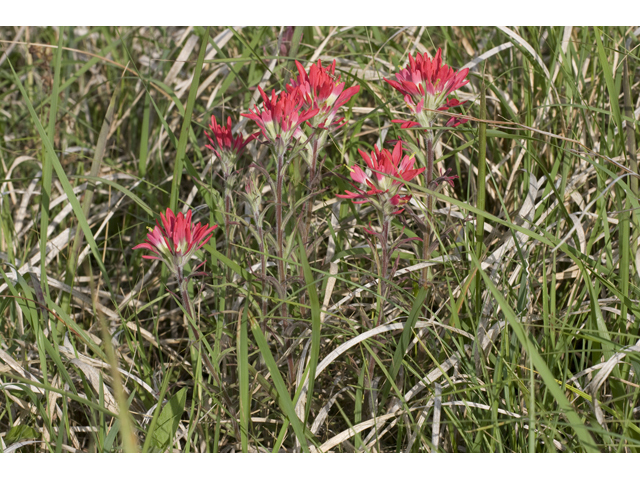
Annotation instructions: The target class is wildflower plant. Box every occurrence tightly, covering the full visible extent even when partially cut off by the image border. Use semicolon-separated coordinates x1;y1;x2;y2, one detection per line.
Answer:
205;115;254;258
288;59;360;131
338;141;424;216
7;26;636;455
205;115;256;178
134;208;216;318
385;48;468;286
287;59;361;244
338;141;423;323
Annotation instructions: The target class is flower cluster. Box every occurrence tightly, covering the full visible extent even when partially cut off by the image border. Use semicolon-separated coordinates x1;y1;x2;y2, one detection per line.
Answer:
242;60;361;158
385;48;469;129
242;86;318;157
133;208;217;275
135;50;466;305
287;59;360;129
337;141;424;215
205;116;256;177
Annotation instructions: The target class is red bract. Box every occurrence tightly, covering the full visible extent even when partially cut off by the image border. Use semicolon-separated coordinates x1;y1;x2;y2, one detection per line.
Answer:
385;49;469;128
205;116;256;161
241;86;318;156
337;141;425;215
287;59;360;128
133;208;217;274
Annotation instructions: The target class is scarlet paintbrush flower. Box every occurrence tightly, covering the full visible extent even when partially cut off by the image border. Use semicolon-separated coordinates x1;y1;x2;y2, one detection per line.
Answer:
241;86;318;157
287;59;360;129
337;141;425;215
133;208;217;275
205;116;256;178
385;48;469;128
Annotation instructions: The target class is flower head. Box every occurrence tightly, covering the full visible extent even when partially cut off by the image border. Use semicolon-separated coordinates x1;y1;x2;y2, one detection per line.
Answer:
241;86;318;156
337;141;425;215
133;208;217;275
205;116;256;177
385;49;469;128
287;59;360;129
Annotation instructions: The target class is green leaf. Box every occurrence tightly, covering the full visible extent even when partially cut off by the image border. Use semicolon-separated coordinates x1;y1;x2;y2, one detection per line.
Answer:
297;235;322;425
5;425;39;444
238;303;250;453
248;312;311;452
379;286;428;407
152;387;187;452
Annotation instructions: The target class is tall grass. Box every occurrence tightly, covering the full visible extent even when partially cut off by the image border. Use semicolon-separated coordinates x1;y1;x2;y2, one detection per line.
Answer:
0;26;639;453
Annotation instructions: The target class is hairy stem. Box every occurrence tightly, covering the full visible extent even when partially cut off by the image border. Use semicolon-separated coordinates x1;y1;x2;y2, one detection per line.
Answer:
224;187;233;327
275;153;294;383
421;131;435;288
376;214;393;328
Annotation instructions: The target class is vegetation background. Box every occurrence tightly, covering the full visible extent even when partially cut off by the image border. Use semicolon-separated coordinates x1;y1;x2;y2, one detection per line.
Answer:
1;25;639;453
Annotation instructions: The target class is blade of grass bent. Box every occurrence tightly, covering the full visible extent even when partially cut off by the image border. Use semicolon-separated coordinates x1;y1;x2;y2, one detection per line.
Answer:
8;58;114;298
60;77;121;317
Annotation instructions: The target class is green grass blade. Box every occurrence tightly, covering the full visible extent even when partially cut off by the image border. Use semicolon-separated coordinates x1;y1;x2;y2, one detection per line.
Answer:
142;366;175;453
297;236;321;426
238;303;250;453
379;287;428;407
151;387;187;452
248;311;310;452
475;81;487;308
169;27;210;212
594;27;624;139
39;26;65;324
470;250;598;452
7;58;114;297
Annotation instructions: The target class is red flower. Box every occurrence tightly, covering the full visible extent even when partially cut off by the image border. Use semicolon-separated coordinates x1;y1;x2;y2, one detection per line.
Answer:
205;116;256;161
133;208;217;274
287;59;360;128
241;86;318;156
385;49;469;128
337;141;425;214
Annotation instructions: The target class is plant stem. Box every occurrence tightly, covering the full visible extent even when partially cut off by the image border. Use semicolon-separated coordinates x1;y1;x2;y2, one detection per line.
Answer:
299;132;325;319
303;131;326;246
275;152;294;383
475;83;487;310
275;154;287;322
365;213;392;416
421;131;435;288
224;186;233;327
378;214;391;326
